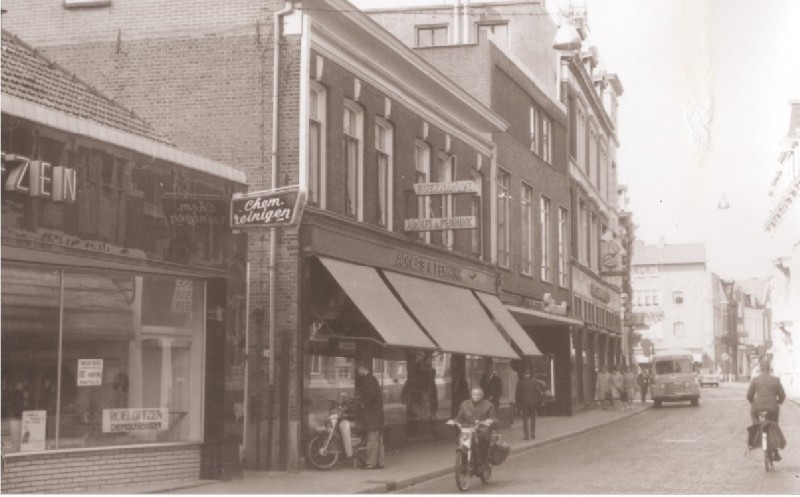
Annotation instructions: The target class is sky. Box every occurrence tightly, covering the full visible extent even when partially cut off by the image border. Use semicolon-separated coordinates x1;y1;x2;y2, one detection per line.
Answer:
353;0;800;279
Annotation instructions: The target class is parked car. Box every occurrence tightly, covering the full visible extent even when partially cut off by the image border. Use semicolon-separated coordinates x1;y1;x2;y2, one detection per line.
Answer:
697;368;721;387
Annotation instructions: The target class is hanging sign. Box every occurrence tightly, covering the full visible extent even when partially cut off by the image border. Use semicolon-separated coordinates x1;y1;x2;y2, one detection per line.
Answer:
102;408;169;433
161;194;228;227
77;359;104;386
20;410;47;452
413;181;478;195
230;186;305;229
404;216;476;232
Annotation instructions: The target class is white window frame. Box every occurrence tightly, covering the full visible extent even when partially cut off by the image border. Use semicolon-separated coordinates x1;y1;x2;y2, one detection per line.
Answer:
589;127;597;186
521;183;534;276
415;140;431;243
310;354;322;375
416;24;449;47
558;206;568;287
308;81;327;208
576;104;586;170
343;100;364;221
497;168;511;268
529;106;539;155
476;22;509;47
542;117;552;164
374;117;394;230
540;195;552;281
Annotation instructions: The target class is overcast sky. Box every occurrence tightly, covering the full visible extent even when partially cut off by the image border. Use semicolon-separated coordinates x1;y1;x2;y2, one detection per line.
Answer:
354;0;800;279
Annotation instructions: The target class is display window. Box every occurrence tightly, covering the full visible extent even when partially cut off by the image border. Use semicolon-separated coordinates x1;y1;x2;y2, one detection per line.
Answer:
1;264;206;453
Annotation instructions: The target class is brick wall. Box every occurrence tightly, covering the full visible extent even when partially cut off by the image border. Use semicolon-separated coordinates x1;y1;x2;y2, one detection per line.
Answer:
1;445;200;494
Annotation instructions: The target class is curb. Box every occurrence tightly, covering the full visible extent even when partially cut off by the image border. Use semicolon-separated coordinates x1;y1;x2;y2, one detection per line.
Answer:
356;405;652;494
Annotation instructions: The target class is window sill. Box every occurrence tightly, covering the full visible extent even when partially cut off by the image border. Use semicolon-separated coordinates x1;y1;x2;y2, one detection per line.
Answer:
2;441;202;458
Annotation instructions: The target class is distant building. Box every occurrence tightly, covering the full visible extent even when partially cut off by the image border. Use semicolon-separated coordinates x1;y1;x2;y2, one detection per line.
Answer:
765;99;800;395
734;279;771;378
630;240;716;367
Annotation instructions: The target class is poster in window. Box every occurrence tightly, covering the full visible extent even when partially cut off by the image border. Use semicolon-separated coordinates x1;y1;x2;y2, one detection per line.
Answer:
171;279;194;314
77;359;104;386
20;410;47;452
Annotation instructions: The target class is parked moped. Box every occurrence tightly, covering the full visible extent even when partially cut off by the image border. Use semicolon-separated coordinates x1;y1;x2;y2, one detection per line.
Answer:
306;395;366;470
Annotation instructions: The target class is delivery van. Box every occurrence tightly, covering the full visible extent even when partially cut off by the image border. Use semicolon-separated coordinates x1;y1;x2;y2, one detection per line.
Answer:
649;349;700;408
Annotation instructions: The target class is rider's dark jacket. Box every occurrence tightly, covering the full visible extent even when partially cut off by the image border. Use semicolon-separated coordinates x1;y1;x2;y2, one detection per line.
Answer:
455;399;498;426
747;372;786;414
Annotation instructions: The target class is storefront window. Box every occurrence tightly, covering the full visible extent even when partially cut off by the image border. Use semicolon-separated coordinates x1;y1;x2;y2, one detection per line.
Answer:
307;353;355;432
1;265;206;453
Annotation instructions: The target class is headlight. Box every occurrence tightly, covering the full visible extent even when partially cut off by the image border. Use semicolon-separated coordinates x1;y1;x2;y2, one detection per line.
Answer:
460;432;471;446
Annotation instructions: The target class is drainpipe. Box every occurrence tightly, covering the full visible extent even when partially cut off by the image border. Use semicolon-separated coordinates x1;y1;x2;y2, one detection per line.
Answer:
452;0;460;45
462;0;470;44
267;1;295;471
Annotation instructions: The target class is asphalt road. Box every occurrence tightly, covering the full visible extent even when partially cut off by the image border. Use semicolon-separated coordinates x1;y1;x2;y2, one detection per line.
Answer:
396;384;800;494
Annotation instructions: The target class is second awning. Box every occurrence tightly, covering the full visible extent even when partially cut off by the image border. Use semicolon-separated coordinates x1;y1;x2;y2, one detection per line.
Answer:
474;292;542;357
319;257;436;350
383;271;519;359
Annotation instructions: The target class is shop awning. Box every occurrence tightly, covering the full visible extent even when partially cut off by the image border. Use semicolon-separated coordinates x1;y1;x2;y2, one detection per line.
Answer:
507;304;583;327
474;292;542;356
318;257;436;350
383;271;519;359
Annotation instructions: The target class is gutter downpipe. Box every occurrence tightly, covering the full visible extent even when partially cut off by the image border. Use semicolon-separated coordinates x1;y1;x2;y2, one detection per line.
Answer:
267;1;295;472
452;0;460;45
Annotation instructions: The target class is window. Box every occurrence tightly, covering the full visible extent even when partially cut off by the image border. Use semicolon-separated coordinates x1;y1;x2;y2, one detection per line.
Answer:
540;196;552;281
521;183;534;275
558;207;568;287
476;23;509;47
497;169;511;268
542;118;552;164
374;119;393;229
343;101;363;220
578;201;588;264
673;321;685;337
599;145;608;200
310;355;322;375
308;82;327;207
573;297;582;319
415;142;431;243
529;107;539;155
438;155;456;249
589;127;597;184
589;213;597;270
576;105;586;170
471;172;483;255
416;25;448;47
673;291;684;304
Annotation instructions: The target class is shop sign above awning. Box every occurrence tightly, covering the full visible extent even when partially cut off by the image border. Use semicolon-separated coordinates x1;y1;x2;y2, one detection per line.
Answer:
318;257;436;350
474;292;542;357
383;271;519;359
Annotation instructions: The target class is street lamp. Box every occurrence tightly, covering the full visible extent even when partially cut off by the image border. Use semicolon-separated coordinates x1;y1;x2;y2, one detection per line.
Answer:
553;14;582;51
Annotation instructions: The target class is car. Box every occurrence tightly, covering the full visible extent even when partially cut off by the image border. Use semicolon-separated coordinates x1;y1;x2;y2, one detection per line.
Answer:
697;368;721;387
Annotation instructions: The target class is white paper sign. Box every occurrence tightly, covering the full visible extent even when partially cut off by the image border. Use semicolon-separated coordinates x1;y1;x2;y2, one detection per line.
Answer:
102;408;169;433
20;410;47;452
77;359;103;386
171;279;194;314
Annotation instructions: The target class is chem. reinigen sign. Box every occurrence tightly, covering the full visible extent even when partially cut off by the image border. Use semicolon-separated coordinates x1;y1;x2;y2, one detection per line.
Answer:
230;186;305;229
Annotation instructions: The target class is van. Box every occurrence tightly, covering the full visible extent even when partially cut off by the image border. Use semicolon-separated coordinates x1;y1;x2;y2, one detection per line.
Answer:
649;349;700;408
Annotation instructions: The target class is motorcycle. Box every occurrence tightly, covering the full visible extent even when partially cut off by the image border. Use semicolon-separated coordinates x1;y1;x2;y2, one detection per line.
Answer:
306;395;367;470
446;419;499;492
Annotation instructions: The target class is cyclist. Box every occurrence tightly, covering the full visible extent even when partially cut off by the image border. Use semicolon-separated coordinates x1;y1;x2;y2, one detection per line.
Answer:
746;359;786;461
455;387;498;473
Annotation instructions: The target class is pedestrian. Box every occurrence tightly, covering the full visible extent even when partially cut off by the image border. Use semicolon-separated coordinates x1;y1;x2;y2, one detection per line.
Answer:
356;362;385;469
595;366;611;409
610;367;623;410
636;367;650;403
480;369;503;409
514;369;545;440
622;367;636;409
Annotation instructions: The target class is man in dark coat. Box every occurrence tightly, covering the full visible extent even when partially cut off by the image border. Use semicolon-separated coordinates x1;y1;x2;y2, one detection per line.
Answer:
480;370;503;408
515;370;544;440
455;387;498;474
747;359;786;461
356;363;384;469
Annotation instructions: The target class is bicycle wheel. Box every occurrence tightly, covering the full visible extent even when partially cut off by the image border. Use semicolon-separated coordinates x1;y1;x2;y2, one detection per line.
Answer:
479;464;492;483
455;453;470;492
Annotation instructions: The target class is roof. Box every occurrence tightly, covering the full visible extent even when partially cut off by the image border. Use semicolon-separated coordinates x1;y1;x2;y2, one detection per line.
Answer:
1;30;172;145
735;278;769;307
631;241;706;266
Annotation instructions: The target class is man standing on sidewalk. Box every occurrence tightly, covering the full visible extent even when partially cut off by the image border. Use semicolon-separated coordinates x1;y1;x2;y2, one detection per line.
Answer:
515;370;544;440
356;363;384;469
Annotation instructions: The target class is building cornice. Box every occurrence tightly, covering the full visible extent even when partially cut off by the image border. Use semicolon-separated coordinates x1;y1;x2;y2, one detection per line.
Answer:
561;55;619;146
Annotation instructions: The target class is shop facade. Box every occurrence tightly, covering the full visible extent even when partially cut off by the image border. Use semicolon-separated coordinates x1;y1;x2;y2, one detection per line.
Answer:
1;32;247;493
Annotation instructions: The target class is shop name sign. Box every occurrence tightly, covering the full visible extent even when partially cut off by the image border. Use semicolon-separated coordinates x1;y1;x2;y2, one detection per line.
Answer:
413;181;478;195
2;153;77;203
590;284;612;303
395;252;463;281
404;216;476;232
162;194;227;226
102;408;169;433
230;186;305;228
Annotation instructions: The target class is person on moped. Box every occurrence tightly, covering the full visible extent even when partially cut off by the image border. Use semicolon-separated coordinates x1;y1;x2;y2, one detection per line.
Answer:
746;359;786;461
454;387;498;473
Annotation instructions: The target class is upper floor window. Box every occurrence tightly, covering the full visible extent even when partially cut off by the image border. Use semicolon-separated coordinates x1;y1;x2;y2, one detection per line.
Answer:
558;206;568;287
542;118;553;164
416;25;448;47
673;291;684;304
540;195;552;281
521;183;534;276
673;321;685;338
308;82;327;207
576;105;586;170
343;101;363;220
599;145;608;200
578;201;588;265
588;127;597;184
476;22;509;47
374;119;393;229
589;212;597;270
529;106;539;155
497;168;511;268
415;141;431;243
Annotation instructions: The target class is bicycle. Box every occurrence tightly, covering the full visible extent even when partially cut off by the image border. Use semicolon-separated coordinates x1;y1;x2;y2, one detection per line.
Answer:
748;411;778;472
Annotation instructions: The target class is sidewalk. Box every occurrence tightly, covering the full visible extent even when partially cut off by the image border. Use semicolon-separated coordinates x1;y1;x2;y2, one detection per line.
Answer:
111;402;649;495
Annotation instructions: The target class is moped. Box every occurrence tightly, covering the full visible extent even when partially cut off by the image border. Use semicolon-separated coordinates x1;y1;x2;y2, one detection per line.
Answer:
446;419;494;491
306;396;366;470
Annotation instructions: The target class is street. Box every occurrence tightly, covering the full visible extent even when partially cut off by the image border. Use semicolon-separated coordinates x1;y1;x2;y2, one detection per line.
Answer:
397;384;800;494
